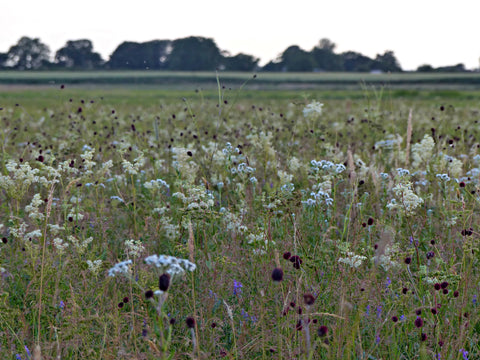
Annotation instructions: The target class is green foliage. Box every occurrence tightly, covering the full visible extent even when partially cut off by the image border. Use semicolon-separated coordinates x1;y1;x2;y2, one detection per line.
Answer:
5;37;51;70
55;39;104;70
167;36;222;71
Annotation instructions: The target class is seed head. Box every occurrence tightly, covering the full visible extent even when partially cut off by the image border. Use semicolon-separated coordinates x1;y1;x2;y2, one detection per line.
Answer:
317;325;328;337
414;317;424;328
145;290;154;299
159;273;171;291
271;267;284;282
186;316;195;328
303;293;315;306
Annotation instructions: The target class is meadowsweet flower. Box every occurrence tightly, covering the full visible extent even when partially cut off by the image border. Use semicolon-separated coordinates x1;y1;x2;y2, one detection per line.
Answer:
107;259;132;277
25;193;45;221
86;259;103;275
124;239;145;258
303;101;323;118
387;181;423;216
411;134;435;168
68;235;92;254
338;252;367;268
53;238;69;254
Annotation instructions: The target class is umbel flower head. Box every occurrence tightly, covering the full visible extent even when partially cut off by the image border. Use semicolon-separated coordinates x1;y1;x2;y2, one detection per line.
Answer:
303;101;324;118
107;260;132;277
144;254;196;280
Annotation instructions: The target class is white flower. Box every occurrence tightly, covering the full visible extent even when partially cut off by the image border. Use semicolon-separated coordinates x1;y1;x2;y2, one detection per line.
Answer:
86;259;103;275
124;239;145;258
338;252;367;268
144;254;196;277
108;259;133;277
387;181;423;216
303;101;324;118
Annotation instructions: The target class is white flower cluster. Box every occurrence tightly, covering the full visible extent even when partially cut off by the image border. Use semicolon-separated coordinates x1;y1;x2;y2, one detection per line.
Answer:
157;216;179;240
303;101;324;118
86;259;103;275
0;160;40;198
171;147;199;183
67;209;84;222
411;134;435;168
231;162;256;175
144;254;196;278
68;235;93;254
302;179;333;207
374;134;403;150
143;178;170;191
80;148;96;175
310;160;346;174
436;173;451;182
108;259;133;277
122;151;145;175
374;243;401;271
172;185;214;211
386;181;424;216
124;239;145;258
53;237;69;255
338;252;367;268
25;193;45;221
221;209;248;233
444;155;463;178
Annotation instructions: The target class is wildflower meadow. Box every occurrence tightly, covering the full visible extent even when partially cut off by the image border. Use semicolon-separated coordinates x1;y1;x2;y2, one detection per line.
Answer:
1;83;480;359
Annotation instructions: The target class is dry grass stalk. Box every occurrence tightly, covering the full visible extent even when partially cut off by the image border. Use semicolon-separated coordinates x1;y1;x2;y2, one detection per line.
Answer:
188;220;195;263
405;109;413;166
347;147;356;187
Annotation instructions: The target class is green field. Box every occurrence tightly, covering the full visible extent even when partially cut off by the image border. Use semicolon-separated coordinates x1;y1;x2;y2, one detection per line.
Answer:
1;85;480;359
2;70;480;89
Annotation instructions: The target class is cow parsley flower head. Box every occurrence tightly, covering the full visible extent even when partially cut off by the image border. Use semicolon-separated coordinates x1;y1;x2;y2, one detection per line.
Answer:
108;259;132;277
303;101;324;118
144;254;196;279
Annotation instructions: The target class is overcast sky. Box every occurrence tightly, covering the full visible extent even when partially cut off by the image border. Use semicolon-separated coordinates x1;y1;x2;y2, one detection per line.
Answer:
1;0;479;70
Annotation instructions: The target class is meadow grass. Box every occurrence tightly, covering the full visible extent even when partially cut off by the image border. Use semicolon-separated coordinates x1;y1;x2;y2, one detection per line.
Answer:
0;83;480;359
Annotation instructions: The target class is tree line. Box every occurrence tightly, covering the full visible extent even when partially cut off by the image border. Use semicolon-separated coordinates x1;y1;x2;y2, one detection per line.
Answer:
0;36;470;73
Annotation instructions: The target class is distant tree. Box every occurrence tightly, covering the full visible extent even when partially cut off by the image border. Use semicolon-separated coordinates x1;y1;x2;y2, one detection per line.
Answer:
6;37;50;70
262;60;283;72
280;45;315;72
311;38;344;71
435;63;468;72
222;53;259;71
373;50;402;72
416;64;434;72
108;40;172;70
0;52;7;69
55;39;103;69
340;51;374;72
167;37;222;71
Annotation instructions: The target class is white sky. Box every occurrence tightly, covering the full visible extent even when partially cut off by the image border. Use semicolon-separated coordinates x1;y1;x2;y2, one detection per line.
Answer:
1;0;479;71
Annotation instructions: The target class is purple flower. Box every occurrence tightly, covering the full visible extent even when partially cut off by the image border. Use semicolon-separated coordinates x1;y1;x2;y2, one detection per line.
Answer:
233;280;243;296
25;346;31;359
460;349;469;360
